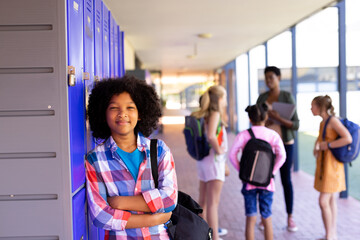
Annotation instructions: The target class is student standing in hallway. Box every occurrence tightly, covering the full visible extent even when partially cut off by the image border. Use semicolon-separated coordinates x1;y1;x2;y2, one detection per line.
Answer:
256;66;300;232
229;103;286;240
85;76;177;240
311;95;351;240
192;85;228;240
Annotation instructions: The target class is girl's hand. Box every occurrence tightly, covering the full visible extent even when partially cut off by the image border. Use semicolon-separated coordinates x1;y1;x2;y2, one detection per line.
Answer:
154;212;172;225
225;163;230;177
319;141;328;151
107;196;119;209
216;146;225;155
313;142;320;157
313;148;319;158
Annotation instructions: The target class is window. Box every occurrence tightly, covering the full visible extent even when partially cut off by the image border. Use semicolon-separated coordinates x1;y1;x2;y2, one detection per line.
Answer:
249;45;265;103
267;31;292;93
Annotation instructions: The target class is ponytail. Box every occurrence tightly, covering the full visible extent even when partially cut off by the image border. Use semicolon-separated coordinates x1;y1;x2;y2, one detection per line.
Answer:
245;103;268;124
312;95;335;116
191;91;210;119
191;85;227;126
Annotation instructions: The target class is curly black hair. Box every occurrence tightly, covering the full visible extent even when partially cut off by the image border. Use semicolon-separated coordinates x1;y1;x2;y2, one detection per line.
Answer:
87;75;162;139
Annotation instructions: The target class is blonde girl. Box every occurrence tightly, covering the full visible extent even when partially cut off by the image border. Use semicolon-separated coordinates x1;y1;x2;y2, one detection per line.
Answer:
192;85;228;240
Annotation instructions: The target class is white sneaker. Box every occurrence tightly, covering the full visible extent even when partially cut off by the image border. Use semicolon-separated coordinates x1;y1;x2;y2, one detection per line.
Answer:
258;222;264;231
218;228;228;236
287;218;298;232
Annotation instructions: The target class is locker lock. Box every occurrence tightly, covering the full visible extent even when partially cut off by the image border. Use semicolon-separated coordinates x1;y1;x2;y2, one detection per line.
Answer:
80;236;83;240
68;66;76;86
83;72;90;81
94;75;100;82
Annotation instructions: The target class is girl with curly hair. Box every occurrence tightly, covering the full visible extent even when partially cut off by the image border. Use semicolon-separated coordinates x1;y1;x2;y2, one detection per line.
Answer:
85;76;177;240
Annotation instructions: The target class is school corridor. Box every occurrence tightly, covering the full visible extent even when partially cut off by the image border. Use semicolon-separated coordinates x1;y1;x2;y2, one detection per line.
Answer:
155;109;360;240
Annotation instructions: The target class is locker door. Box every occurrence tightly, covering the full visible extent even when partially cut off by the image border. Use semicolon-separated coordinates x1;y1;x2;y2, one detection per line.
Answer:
109;14;115;77
119;31;125;77
114;25;119;77
84;0;95;151
73;188;86;240
102;4;110;78
94;0;103;80
67;0;85;194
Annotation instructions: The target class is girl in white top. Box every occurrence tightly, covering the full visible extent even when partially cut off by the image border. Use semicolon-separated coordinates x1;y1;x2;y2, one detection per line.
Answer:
191;85;228;240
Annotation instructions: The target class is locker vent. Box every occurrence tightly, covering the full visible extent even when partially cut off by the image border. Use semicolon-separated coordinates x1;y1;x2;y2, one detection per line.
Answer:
0;152;56;159
0;110;55;117
0;24;53;31
0;194;58;201
0;67;54;74
0;236;59;240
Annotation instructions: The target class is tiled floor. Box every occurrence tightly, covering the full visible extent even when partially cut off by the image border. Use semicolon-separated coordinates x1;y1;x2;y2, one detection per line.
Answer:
155;120;360;240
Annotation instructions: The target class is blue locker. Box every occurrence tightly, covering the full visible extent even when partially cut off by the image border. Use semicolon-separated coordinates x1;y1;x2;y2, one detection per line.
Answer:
94;0;103;80
119;31;125;77
73;188;87;240
84;0;94;82
102;4;110;78
114;25;119;77
84;0;95;151
109;14;115;77
67;0;86;194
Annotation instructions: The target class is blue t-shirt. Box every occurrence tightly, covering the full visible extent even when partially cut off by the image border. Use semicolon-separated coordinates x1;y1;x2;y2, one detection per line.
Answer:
116;147;145;180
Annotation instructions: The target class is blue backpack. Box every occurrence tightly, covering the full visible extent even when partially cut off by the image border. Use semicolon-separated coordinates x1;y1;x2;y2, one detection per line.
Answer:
183;116;210;160
323;116;360;164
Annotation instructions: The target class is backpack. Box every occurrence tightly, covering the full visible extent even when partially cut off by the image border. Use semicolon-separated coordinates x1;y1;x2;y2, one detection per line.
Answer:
239;128;275;187
183;116;210;160
150;139;212;240
323;116;360;164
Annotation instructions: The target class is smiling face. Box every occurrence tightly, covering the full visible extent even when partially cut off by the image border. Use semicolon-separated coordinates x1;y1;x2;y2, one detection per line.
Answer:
265;71;280;90
106;92;139;138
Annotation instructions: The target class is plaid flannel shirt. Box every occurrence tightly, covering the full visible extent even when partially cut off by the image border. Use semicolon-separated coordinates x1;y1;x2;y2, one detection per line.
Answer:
86;133;178;240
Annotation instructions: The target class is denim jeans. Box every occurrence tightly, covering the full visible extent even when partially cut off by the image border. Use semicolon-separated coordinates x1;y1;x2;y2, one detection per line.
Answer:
241;184;274;219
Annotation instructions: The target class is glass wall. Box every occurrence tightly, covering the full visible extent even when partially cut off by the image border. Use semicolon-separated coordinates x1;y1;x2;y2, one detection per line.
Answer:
295;7;340;176
249;45;265;104
346;0;360;200
266;31;292;93
236;54;250;131
234;0;359;200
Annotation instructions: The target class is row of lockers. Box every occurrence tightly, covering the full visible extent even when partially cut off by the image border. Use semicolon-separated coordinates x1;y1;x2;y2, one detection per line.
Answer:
0;0;125;238
68;0;125;239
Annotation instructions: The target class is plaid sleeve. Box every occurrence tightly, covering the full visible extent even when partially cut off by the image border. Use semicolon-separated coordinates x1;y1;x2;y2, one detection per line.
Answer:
85;153;131;231
142;140;178;213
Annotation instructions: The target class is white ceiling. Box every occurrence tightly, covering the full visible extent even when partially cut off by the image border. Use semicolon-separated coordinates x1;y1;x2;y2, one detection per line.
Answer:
104;0;337;75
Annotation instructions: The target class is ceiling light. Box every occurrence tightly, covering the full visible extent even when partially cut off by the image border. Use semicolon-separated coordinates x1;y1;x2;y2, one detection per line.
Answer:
197;33;213;39
187;55;196;59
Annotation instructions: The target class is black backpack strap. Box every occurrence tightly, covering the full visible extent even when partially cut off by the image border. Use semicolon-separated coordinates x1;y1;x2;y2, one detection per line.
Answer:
247;128;256;139
150;139;159;188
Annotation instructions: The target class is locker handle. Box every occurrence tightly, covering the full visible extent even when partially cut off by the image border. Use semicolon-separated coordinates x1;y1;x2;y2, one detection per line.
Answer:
68;66;76;86
83;72;90;80
94;75;100;82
